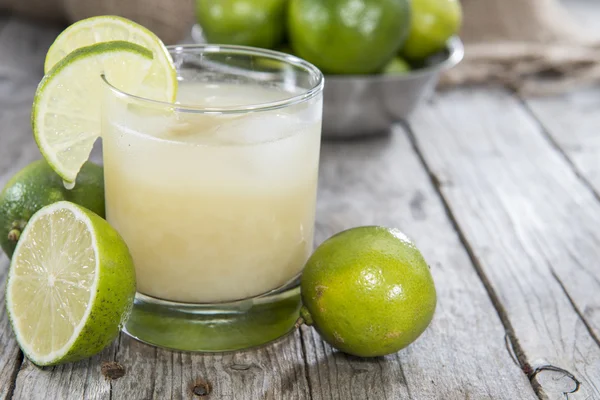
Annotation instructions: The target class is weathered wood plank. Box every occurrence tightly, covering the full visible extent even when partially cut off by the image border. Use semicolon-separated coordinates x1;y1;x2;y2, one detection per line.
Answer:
12;347;115;400
409;88;600;399
0;15;61;74
523;90;600;195
301;130;536;399
0;15;537;398
0;16;60;185
563;0;600;37
0;255;21;400
522;1;600;193
111;331;310;399
1;9;597;400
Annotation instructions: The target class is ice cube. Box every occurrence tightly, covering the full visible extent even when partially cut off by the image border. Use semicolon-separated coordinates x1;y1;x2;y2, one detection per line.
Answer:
212;111;301;145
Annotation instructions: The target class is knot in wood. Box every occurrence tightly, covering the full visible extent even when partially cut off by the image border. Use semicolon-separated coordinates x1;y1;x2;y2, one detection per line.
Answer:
530;364;580;397
100;361;126;381
191;379;211;397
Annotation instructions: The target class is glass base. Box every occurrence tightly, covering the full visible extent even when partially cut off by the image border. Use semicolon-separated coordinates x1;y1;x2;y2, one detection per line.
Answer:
123;280;302;352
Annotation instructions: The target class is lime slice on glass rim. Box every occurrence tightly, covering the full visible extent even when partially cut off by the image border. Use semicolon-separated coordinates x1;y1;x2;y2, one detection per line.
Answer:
5;201;136;366
44;15;177;102
33;40;175;183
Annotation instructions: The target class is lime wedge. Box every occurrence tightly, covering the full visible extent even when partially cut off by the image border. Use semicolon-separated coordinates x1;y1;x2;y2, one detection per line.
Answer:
44;15;177;102
33;41;161;183
6;201;136;366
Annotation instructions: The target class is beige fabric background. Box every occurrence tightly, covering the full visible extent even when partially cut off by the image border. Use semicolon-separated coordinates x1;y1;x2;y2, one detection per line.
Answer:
442;0;600;95
0;0;195;44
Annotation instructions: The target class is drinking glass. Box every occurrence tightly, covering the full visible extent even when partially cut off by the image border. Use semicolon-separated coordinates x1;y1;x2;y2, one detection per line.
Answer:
101;45;324;352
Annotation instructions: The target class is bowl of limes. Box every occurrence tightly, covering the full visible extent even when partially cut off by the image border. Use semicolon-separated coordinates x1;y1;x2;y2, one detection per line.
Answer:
191;0;464;138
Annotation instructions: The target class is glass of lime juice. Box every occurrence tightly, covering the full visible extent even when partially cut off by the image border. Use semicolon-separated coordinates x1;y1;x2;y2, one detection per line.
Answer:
101;45;324;352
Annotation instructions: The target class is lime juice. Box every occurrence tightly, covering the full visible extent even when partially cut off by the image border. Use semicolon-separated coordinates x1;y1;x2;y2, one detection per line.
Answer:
102;81;322;303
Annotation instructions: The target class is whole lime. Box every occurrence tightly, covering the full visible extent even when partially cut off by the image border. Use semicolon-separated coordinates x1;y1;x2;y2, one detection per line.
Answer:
288;0;411;74
300;226;436;357
382;56;412;74
196;0;287;49
401;0;462;61
0;159;104;257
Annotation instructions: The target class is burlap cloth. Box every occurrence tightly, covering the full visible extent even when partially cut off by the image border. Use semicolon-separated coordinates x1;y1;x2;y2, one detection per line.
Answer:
1;0;597;95
440;0;600;95
0;0;196;45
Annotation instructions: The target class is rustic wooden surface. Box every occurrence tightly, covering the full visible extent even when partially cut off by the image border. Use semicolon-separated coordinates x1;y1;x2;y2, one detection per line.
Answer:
1;1;599;398
409;89;600;399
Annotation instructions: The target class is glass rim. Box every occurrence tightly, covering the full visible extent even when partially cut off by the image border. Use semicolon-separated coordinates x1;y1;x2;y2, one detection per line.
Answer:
102;44;325;114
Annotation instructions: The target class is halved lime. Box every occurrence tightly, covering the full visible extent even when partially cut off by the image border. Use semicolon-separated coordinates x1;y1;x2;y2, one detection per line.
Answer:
33;41;166;183
6;201;136;366
44;15;177;102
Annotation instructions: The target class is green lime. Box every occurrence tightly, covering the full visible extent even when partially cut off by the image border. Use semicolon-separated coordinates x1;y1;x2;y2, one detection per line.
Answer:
33;41;172;183
300;226;436;357
288;0;411;74
275;44;295;56
196;0;287;49
6;201;135;366
382;56;412;74
44;15;177;102
401;0;462;61
0;159;104;258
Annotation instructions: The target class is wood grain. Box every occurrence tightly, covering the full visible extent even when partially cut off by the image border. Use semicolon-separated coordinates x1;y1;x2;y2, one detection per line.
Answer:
303;130;536;399
111;331;310;400
0;8;599;400
0;254;21;400
409;88;600;399
522;0;600;194
12;346;115;400
524;91;600;195
0;16;60;185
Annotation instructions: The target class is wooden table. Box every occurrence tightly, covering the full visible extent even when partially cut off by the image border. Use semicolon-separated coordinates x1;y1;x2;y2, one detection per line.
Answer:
1;2;599;399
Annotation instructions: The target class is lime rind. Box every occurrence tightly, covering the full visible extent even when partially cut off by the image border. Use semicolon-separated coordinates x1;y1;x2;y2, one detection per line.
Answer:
44;15;177;103
44;15;158;71
32;41;153;183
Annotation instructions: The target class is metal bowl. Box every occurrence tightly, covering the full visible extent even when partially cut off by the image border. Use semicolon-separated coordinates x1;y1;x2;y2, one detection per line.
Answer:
188;26;464;138
322;36;464;138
